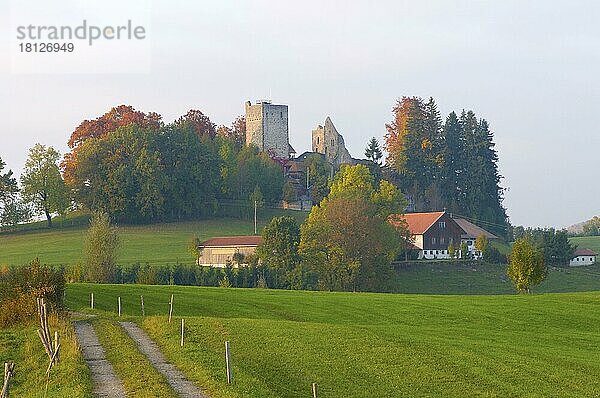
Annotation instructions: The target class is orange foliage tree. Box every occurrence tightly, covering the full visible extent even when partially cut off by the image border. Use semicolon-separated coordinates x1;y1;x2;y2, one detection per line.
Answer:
62;105;162;185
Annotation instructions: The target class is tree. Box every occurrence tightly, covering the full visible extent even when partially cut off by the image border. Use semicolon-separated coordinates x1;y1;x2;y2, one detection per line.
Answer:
364;137;383;165
84;211;120;283
459;240;469;260
304;154;331;205
0;157;19;226
175;109;216;140
282;181;297;205
507;238;546;293
256;216;301;288
582;216;600;236
20;144;69;227
448;242;456;259
62;105;162;185
299;164;408;292
475;234;489;255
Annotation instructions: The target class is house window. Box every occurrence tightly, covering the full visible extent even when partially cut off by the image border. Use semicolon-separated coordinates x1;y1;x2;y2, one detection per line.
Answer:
468;241;473;246
439;221;446;229
432;237;437;245
440;237;445;245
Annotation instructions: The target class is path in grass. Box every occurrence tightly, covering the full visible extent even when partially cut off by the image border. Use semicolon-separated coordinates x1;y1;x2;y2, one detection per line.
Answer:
74;321;127;398
120;321;208;398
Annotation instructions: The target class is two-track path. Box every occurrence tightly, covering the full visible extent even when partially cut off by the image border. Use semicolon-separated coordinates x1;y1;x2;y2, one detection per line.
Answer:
119;322;209;398
74;320;208;398
74;321;127;398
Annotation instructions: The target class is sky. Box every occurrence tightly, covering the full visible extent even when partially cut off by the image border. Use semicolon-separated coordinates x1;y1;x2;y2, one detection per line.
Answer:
1;0;599;228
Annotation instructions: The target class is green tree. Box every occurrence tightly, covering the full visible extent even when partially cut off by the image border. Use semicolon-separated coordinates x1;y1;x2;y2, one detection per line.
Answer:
507;238;546;293
304;154;331;205
0;157;22;227
299;164;408;292
459;240;469;259
282;181;297;205
364;137;383;165
256;216;301;288
20;144;69;227
84;211;120;283
448;242;456;259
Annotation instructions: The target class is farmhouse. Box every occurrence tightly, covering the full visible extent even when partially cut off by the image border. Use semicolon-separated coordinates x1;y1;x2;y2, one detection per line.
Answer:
391;211;498;260
569;248;597;266
197;236;262;268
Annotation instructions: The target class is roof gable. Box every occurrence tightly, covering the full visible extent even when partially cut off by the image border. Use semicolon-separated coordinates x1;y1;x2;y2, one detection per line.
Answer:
393;212;445;235
573;248;597;257
453;218;498;239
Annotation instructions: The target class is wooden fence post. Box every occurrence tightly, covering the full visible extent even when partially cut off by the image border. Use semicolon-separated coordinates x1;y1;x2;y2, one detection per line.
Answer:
312;383;318;398
1;362;15;398
90;292;94;309
180;319;184;347
168;294;173;323
54;331;60;363
225;341;232;384
118;297;121;317
141;295;145;317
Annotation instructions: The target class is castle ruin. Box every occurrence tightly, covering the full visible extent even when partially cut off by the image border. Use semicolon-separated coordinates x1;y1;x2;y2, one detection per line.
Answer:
245;100;292;159
311;117;353;167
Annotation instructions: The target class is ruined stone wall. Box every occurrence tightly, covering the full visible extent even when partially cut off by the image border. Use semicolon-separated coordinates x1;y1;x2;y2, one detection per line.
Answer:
245;101;289;158
311;117;353;167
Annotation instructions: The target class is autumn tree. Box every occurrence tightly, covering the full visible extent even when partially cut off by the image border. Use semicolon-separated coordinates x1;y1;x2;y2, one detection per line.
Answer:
364;137;383;165
256;216;301;288
84;211;120;283
475;234;489;255
175;109;216;140
20;144;69;227
299;164;408;292
62;105;162;184
582;216;600;236
507;238;546;293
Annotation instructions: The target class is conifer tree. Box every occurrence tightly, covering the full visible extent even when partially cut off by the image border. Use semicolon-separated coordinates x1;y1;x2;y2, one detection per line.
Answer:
364;137;383;165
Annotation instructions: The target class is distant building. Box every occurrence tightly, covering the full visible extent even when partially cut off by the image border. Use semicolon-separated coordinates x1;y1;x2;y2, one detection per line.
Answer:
391;211;463;259
197;236;262;268
390;211;498;260
245;100;293;159
569;248;597;266
453;218;498;259
311;117;353;167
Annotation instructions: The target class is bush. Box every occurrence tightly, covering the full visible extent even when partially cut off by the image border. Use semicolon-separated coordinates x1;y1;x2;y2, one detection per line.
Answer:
0;258;65;328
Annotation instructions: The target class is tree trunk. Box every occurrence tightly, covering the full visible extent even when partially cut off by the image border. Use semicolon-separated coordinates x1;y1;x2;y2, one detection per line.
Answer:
45;208;52;228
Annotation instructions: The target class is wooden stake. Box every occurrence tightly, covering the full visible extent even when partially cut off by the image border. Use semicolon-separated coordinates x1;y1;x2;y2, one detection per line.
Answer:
1;362;15;398
91;292;94;309
312;383;318;398
141;295;145;317
54;331;60;363
168;294;173;323
118;297;121;317
225;341;232;384
180;319;184;347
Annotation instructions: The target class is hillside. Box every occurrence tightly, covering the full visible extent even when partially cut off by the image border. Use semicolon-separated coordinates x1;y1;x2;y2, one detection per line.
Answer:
0;209;308;267
64;284;600;397
570;235;600;254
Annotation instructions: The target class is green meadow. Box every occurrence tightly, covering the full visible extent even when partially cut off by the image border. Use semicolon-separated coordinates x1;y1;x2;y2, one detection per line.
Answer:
64;283;600;398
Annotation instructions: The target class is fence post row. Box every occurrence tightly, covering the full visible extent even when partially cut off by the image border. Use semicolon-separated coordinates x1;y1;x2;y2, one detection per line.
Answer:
1;362;15;398
90;292;94;309
118;297;121;317
312;383;318;398
168;294;174;323
180;319;184;347
141;295;145;317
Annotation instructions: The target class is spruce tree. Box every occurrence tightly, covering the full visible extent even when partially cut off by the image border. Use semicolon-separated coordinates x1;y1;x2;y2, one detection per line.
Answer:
364;137;383;165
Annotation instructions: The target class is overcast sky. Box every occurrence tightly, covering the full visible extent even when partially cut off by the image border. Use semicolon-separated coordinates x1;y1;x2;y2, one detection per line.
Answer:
1;0;599;228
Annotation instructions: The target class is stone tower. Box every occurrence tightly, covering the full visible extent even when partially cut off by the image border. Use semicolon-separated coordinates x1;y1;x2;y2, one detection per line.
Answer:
312;117;353;167
245;100;290;158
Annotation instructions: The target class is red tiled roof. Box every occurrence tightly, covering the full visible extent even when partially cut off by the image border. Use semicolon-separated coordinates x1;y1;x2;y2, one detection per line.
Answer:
454;218;498;240
573;248;597;257
390;211;445;235
200;236;263;247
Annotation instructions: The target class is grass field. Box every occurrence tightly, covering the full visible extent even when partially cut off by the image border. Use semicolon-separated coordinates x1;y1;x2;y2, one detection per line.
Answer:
0;209;308;267
65;283;600;397
0;317;92;397
570;236;600;254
